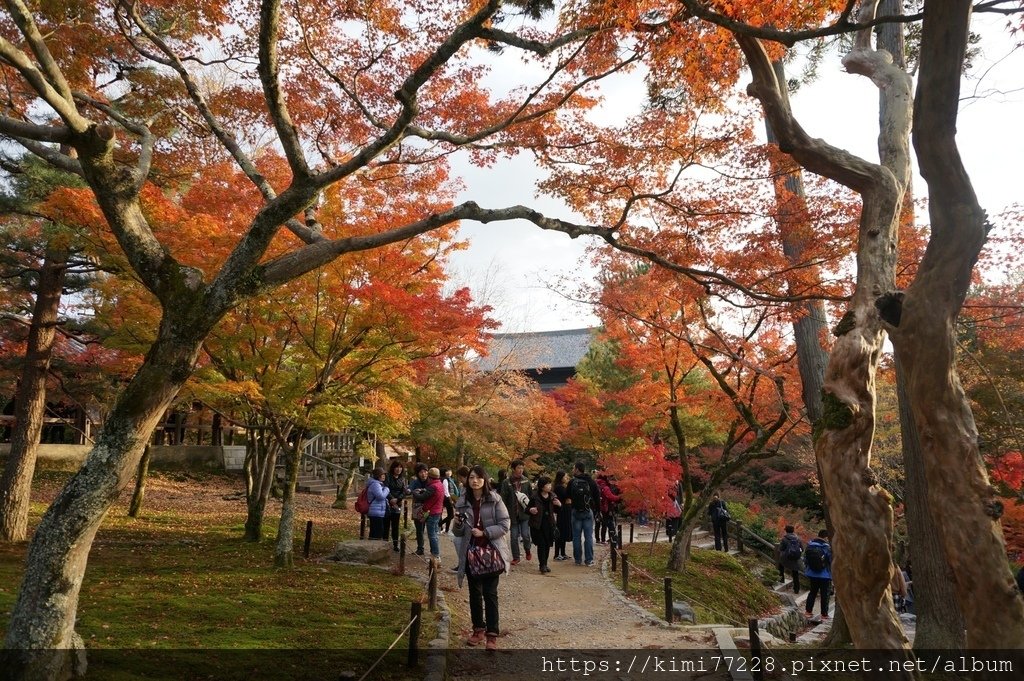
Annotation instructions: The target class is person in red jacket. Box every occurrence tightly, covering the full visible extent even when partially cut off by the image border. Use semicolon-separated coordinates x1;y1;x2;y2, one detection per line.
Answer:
424;467;447;563
595;474;621;545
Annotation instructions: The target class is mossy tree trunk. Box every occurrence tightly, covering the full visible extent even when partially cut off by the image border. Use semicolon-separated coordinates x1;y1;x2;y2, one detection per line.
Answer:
0;246;68;542
0;317;212;679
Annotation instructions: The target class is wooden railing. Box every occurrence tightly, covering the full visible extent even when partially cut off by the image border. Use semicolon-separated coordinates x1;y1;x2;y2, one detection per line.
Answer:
731;520;777;562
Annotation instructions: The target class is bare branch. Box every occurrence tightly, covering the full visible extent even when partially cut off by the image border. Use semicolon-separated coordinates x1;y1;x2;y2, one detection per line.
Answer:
258;0;310;179
314;0;505;189
0;116;72;144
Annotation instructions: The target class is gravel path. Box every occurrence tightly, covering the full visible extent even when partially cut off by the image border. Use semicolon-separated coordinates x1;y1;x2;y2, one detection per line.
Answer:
404;532;728;680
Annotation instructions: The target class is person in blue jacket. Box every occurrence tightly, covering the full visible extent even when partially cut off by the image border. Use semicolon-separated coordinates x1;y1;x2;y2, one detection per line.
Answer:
366;467;391;540
803;529;832;619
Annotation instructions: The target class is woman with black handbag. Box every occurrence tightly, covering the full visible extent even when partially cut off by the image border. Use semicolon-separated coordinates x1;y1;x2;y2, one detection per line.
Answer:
453;465;511;651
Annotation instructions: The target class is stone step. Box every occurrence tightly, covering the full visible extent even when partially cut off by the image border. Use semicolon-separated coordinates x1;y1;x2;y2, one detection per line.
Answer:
297;481;338;495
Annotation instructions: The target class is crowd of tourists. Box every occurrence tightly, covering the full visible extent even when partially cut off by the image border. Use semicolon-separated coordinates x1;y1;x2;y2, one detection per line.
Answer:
360;458;850;648
356;458;630;650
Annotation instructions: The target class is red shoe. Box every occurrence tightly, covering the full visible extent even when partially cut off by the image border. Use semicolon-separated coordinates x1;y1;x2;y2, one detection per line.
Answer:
820;614;830;620
466;629;486;646
510;559;520;566
525;551;532;561
485;634;498;651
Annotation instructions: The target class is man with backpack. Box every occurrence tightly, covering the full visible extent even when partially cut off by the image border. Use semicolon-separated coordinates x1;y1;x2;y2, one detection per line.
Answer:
567;461;601;566
803;529;832;619
778;525;804;594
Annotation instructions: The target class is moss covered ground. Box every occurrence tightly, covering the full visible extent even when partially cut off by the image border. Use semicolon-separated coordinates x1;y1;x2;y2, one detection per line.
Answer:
0;463;435;680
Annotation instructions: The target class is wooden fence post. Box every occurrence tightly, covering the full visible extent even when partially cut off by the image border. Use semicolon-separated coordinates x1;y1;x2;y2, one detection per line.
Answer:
303;520;313;559
611;541;618;572
664;577;673;623
629;523;634;544
398;534;407;576
622;553;630;594
408;601;422;667
749;618;763;681
403;498;409;530
428;558;438;611
360;514;366;540
617;525;623;548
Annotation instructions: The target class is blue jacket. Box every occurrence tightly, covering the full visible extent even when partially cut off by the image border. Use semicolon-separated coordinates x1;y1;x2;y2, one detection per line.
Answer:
366;477;390;518
803;538;832;579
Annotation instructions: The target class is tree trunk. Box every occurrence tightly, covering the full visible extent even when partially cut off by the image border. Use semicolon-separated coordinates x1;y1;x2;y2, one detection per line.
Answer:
243;432;277;543
274;436;301;568
890;0;1024;648
0;247;68;542
735;3;914;653
870;0;966;650
0;323;208;679
333;458;360;510
895;359;966;649
127;445;151;519
667;512;698;572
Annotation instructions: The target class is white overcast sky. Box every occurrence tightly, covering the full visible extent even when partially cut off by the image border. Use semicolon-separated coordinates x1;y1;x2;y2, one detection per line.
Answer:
446;13;1024;333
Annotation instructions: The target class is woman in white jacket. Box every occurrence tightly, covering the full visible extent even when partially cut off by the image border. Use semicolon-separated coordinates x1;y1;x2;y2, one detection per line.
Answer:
453;465;511;650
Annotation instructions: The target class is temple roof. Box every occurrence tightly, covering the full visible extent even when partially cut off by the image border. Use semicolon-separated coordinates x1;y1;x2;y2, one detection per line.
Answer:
475;328;596;372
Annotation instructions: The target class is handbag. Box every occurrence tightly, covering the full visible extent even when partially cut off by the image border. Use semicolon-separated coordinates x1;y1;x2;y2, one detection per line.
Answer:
465;505;505;577
466;543;505;577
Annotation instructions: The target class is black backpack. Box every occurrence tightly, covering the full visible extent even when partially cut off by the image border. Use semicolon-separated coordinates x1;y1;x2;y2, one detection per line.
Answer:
782;536;802;562
804;543;827;572
568;477;591;511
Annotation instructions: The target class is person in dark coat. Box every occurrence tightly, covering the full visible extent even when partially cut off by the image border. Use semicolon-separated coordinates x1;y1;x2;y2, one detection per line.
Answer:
527;475;560;573
553;471;572;561
595;474;621;545
778;525;804;594
384;460;407;552
567;461;601;566
408;463;432;556
708;493;729;552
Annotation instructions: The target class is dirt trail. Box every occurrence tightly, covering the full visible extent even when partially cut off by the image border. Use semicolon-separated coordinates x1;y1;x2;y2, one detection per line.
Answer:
404;533;728;680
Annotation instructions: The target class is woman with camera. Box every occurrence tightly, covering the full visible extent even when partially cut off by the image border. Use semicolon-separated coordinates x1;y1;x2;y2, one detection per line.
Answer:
453;465;511;651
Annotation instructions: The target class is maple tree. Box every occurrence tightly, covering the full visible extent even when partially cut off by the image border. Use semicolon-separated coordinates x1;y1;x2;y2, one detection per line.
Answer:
0;0;640;670
563;255;802;570
409;355;567;468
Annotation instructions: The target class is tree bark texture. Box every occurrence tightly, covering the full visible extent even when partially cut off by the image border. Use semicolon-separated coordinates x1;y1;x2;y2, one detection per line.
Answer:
127;445;151;519
1;324;208;679
762;58;844;643
736;21;912;652
274;438;301;568
875;0;965;649
892;0;1024;648
0;247;68;542
896;359;966;649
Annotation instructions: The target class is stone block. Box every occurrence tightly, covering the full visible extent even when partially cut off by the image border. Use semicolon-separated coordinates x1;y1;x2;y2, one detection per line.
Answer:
333;540;392;565
672;601;697;623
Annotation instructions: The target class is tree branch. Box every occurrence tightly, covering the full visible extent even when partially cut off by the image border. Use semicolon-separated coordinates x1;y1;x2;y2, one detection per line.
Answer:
258;0;311;179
